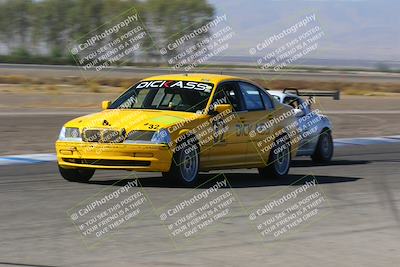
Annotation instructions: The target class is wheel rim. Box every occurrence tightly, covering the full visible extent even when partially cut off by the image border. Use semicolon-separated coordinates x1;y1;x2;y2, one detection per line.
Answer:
180;146;199;182
275;143;290;175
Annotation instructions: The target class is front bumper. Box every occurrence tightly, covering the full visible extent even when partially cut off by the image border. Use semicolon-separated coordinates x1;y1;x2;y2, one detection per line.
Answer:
55;141;172;172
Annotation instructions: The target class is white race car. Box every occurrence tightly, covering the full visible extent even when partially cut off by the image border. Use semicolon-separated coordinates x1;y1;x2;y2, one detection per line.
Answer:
268;88;338;162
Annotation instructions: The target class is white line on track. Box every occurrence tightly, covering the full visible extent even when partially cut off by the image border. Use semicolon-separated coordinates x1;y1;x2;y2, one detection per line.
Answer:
0;153;56;165
0;135;400;166
333;135;400;147
323;110;400;114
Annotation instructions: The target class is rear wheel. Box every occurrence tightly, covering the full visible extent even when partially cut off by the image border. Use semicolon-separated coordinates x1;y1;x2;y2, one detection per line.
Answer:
58;165;95;182
311;131;333;162
258;136;291;179
162;141;199;186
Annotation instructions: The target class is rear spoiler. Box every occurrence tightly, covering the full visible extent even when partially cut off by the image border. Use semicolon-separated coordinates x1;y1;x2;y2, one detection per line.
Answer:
281;87;340;100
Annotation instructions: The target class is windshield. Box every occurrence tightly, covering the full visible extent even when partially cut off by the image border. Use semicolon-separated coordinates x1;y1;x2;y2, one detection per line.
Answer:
109;80;214;113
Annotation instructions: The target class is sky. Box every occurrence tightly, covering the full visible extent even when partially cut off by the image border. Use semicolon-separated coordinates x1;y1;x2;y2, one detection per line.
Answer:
207;0;400;61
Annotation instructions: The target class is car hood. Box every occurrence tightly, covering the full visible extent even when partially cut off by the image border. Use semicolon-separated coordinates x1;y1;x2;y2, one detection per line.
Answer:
64;109;203;132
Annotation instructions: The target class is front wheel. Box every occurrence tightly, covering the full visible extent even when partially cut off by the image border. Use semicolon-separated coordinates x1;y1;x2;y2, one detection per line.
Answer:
258;136;291;179
311;131;333;162
163;142;200;186
58;165;95;182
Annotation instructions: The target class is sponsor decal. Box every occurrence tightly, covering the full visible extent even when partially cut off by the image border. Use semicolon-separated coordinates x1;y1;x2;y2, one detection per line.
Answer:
136;80;213;93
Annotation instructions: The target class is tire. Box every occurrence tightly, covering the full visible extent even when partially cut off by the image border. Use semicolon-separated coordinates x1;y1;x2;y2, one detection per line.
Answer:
258;135;291;179
311;131;333;162
58;165;95;182
162;140;200;186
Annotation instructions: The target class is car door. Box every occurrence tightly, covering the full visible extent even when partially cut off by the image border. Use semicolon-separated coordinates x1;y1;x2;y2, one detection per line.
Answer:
284;96;317;154
202;81;250;169
236;81;276;165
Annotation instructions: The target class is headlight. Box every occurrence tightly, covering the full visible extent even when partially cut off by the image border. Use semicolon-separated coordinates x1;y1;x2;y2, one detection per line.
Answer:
151;129;171;144
58;127;82;141
124;129;170;144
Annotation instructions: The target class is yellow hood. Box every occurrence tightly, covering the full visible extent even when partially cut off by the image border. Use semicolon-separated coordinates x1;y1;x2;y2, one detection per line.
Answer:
64;109;202;132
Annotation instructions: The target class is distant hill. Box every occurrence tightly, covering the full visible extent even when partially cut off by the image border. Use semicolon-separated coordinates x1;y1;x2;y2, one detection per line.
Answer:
208;0;400;61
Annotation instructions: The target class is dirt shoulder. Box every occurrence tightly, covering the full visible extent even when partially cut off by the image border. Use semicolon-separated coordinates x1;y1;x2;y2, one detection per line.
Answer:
1;86;399;111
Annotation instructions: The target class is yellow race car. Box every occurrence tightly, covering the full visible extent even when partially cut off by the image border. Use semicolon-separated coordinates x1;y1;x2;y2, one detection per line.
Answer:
56;74;299;185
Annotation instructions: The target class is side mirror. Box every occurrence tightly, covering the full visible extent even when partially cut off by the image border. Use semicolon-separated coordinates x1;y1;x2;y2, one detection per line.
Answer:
102;100;111;110
294;108;304;117
213;104;232;114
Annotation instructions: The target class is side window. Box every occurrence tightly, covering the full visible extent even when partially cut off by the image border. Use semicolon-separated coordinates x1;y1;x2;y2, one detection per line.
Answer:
260;90;274;110
238;82;264;111
212;82;243;111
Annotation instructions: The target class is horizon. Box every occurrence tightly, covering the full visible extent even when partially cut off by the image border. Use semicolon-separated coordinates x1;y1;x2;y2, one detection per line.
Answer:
208;0;400;62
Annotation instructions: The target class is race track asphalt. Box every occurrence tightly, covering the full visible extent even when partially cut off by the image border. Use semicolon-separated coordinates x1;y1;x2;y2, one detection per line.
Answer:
0;143;399;267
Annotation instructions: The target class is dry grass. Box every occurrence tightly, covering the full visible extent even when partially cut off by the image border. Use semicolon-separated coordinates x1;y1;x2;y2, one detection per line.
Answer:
45;84;58;91
0;75;140;88
87;81;101;93
253;79;400;95
0;74;399;96
0;75;33;84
